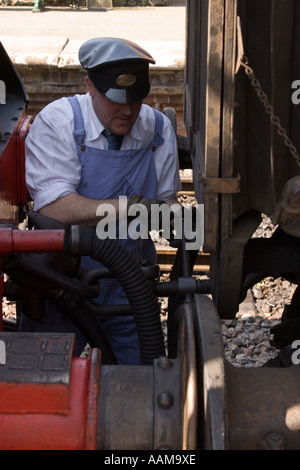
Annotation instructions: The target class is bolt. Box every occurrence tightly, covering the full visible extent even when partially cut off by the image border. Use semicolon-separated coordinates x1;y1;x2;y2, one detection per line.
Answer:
157;356;173;369
264;432;285;450
157;391;174;409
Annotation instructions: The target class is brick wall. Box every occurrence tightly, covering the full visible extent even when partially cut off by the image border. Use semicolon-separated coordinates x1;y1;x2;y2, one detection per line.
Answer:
16;65;185;132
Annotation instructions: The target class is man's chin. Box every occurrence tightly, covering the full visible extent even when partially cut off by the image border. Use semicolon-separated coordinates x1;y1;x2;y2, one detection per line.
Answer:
113;126;132;136
112;118;134;134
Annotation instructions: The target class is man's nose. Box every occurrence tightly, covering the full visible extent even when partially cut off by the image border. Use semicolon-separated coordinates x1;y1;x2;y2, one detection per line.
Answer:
119;103;134;115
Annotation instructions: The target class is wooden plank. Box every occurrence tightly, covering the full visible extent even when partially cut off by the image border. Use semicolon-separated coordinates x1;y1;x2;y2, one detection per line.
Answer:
155;245;210;272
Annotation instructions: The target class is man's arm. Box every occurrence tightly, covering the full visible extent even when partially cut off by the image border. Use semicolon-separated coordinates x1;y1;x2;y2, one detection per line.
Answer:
38;194;181;228
38;193;120;227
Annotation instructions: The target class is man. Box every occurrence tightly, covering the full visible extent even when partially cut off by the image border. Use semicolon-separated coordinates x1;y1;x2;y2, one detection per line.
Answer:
23;37;182;365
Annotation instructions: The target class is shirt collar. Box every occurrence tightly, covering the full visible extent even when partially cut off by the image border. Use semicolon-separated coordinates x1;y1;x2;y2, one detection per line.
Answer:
130;118;143;141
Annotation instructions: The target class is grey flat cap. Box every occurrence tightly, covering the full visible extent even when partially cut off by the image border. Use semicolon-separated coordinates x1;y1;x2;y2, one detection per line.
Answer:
79;37;155;70
79;38;155;104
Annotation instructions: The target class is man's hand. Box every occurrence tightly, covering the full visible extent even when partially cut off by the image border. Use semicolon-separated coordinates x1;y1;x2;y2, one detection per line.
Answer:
127;194;166;226
127;194;165;212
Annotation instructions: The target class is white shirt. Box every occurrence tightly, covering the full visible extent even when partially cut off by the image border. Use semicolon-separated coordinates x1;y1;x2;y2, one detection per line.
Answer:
25;93;182;211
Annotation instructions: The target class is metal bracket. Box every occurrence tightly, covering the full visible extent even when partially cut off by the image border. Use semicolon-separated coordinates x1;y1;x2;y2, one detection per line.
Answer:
235;16;245;74
199;174;240;194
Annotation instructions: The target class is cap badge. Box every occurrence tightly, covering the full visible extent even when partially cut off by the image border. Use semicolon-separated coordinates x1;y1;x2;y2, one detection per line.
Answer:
116;74;137;87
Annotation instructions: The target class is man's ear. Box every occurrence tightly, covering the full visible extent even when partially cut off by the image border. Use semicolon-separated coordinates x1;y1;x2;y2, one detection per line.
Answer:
85;76;95;97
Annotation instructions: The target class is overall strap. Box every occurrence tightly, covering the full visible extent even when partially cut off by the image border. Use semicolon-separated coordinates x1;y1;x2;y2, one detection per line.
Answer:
151;108;165;151
67;96;86;149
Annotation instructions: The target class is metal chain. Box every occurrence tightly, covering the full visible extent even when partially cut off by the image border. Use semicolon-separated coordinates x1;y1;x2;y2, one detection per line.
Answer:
240;58;300;168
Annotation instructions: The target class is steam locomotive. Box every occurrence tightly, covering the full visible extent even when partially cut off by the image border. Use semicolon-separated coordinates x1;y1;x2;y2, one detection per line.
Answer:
1;0;300;450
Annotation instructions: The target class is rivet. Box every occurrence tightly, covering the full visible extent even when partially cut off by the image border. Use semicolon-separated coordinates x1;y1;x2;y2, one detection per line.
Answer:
157;391;174;409
157;356;173;369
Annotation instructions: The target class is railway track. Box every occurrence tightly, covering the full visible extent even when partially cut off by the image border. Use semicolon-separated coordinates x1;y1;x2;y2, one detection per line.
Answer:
156;245;210;273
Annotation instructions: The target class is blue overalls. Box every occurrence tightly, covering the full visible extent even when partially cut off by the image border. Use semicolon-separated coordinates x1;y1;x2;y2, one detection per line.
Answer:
68;96;165;364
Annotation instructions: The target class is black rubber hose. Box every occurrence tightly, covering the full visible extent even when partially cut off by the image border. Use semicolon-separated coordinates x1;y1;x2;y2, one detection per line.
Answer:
64;225;165;365
57;291;117;365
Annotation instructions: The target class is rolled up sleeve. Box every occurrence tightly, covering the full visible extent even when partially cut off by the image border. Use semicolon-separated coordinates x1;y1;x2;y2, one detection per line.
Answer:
25;102;81;211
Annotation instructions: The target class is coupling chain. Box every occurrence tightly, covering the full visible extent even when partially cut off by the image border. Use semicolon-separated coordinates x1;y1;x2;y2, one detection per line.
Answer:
240;58;300;168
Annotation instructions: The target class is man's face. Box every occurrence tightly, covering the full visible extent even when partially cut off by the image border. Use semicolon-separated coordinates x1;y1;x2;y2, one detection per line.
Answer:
85;77;143;136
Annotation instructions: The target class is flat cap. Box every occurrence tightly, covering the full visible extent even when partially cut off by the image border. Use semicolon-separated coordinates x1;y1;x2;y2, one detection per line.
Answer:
79;37;155;70
79;38;155;104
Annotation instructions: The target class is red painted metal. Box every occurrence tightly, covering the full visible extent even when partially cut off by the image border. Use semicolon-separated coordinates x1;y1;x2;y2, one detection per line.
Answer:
0;113;32;226
0;349;101;450
0;224;100;449
0;268;3;332
0;227;65;331
0;227;65;254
